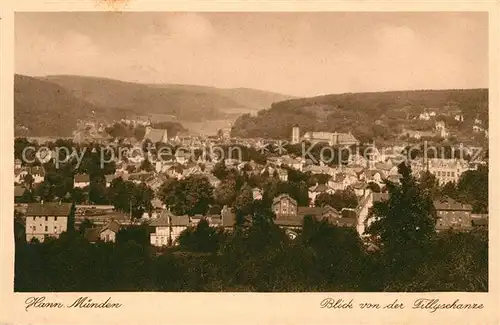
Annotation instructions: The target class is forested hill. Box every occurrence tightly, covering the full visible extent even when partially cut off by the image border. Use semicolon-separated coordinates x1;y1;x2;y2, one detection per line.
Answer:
42;75;294;120
14;75;106;137
231;89;488;142
14;74;294;137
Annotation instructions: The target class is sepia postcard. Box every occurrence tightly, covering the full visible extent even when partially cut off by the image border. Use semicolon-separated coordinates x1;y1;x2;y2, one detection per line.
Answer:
0;1;499;324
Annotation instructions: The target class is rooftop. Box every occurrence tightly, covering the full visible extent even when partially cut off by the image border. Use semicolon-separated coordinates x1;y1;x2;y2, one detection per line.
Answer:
26;202;73;216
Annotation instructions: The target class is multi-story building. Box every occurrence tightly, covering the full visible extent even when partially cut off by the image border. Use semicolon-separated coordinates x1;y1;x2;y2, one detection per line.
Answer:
427;158;468;185
25;202;73;242
291;126;359;146
433;197;473;231
149;211;190;247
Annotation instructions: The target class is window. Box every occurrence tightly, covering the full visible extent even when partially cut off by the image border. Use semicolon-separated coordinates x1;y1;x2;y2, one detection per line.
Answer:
55;216;57;221
451;172;455;177
45;216;48;221
33;226;36;232
45;226;48;232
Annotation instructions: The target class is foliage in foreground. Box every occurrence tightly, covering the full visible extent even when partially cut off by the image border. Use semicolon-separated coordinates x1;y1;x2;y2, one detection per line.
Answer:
14;220;487;292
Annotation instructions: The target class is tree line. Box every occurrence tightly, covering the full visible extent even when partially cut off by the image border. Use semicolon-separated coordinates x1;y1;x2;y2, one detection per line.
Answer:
15;162;487;292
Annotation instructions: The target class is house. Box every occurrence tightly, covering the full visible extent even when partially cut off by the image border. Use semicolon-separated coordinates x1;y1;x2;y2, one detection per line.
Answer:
15;166;46;185
362;170;385;186
328;173;356;191
85;220;121;243
272;194;298;217
150;211;190;246
143;120;168;143
297;205;344;225
303;164;331;175
419;112;431;121
435;120;448;138
25;202;72;242
433;197;473;231
277;168;288;182
473;125;484;133
74;174;90;188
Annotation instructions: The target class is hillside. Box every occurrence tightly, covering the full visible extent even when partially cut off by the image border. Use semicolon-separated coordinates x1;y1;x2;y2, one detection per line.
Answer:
14;75;105;137
42;75;294;120
231;89;489;143
15;74;294;137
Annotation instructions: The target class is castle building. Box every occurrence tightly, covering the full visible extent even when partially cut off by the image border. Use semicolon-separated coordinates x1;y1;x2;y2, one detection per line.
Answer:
291;126;359;146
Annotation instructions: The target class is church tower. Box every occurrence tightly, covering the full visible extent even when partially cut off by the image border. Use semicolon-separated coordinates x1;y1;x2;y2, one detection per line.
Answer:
291;125;300;144
145;119;152;136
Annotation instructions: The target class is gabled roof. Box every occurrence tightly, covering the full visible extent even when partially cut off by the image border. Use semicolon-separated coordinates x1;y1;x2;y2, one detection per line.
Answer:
14;186;27;197
297;206;325;217
26;202;73;216
170;215;190;226
74;173;90;183
144;129;168;143
433;197;472;211
337;133;359;144
100;220;121;233
272;194;297;207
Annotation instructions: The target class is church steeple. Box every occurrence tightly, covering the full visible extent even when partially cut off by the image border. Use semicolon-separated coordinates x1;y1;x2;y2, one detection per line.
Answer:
145;119;152;135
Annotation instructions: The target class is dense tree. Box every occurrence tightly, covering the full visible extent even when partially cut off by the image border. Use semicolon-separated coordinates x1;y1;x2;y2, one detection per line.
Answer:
109;178;153;219
212;161;229;180
177;219;225;253
456;165;488;213
159;175;214;216
213;179;238;207
314;189;358;210
366;162;437;284
418;170;440;198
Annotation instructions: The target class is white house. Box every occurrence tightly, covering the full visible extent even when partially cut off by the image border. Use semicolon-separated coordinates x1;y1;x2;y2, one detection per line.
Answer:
25;202;72;243
74;174;90;188
99;220;121;242
150;211;190;247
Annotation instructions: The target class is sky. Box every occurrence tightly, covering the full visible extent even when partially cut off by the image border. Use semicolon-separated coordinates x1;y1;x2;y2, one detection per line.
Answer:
15;12;488;97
